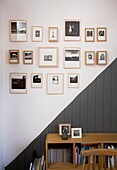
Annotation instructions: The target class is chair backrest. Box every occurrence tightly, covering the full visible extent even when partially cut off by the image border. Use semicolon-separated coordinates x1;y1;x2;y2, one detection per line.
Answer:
81;148;117;170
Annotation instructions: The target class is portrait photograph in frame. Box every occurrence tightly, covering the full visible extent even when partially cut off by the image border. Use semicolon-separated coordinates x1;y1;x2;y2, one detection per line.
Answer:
32;26;43;42
85;28;95;42
71;128;82;138
97;27;107;42
48;27;58;42
9;73;27;94
97;51;107;65
47;73;64;95
64;47;80;69
9;20;27;42
85;51;95;65
31;73;43;88
9;49;20;64
64;19;81;41
68;73;79;88
59;123;71;136
23;50;33;64
38;47;58;68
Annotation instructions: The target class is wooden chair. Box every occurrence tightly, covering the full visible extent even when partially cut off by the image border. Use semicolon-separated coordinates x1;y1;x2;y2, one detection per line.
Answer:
81;148;117;170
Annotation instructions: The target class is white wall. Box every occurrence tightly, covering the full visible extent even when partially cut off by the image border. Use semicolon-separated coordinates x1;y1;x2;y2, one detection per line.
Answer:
1;0;117;167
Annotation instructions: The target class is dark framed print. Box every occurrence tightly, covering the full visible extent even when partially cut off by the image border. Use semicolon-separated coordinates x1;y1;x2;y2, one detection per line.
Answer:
71;128;82;138
38;47;58;67
97;51;107;65
47;73;64;94
48;27;58;42
32;26;43;42
10;73;27;94
85;28;95;42
68;73;79;88
31;73;43;88
9;50;20;64
85;51;95;65
59;123;71;136
9;20;27;42
64;47;80;69
23;50;33;64
97;27;107;42
64;19;81;41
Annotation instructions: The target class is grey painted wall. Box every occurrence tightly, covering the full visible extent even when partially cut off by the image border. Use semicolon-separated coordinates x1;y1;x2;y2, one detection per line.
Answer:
5;58;117;170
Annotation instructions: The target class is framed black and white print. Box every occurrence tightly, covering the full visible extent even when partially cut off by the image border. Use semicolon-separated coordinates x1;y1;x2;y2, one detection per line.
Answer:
64;47;80;69
23;50;33;64
59;123;71;136
32;26;43;42
9;49;20;64
31;73;43;88
48;27;58;42
68;73;79;88
71;128;82;138
9;20;27;42
97;51;107;65
10;73;27;94
85;51;95;65
47;73;64;94
64;19;81;41
85;28;95;42
97;27;107;42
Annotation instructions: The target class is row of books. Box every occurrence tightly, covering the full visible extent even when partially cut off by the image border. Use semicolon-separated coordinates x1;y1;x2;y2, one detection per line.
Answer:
29;155;45;170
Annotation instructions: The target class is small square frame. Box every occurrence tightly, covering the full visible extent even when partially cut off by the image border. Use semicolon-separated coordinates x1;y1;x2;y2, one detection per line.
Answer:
85;51;95;65
85;28;95;42
68;73;80;88
97;51;107;65
97;27;107;42
48;27;58;42
59;123;71;136
23;50;33;64
32;26;43;42
9;49;20;64
31;73;43;88
71;128;82;138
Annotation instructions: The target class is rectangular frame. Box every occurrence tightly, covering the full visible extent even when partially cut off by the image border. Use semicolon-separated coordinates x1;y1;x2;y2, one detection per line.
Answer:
68;73;80;88
48;27;58;42
10;73;27;94
85;28;95;42
47;73;64;95
31;73;43;88
71;128;82;138
32;26;43;42
38;47;58;68
9;20;27;42
97;51;107;65
9;49;20;64
97;27;107;42
64;19;81;41
23;50;33;64
64;47;80;69
85;51;95;65
59;123;71;136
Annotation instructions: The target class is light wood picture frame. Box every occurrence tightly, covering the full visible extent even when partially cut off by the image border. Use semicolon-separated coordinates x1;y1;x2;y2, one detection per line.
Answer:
68;73;80;88
71;128;82;138
97;51;107;65
23;50;33;64
48;27;58;42
59;123;71;136
32;26;43;42
85;51;95;65
9;49;20;64
97;27;107;42
47;73;64;95
9;20;27;42
9;73;27;94
31;73;43;88
38;47;58;68
85;28;95;42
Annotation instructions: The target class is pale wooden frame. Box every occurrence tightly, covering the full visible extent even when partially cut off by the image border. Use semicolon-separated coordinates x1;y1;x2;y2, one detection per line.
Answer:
97;51;107;65
31;73;43;88
85;51;95;65
97;27;107;42
48;27;58;42
68;73;80;88
23;50;33;64
59;123;71;136
9;49;20;64
9;20;27;42
32;26;43;42
85;28;95;42
38;47;58;68
71;128;82;138
9;73;27;94
47;73;64;95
